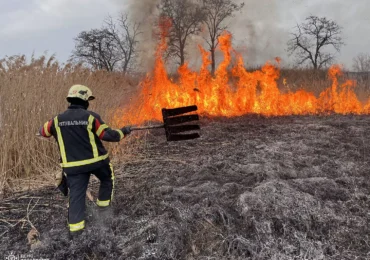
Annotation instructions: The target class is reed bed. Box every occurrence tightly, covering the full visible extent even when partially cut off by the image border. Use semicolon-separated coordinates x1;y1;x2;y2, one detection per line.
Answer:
0;55;138;197
0;55;368;197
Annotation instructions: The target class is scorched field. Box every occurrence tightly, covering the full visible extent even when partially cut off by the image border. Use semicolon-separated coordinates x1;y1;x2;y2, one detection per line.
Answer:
1;114;369;260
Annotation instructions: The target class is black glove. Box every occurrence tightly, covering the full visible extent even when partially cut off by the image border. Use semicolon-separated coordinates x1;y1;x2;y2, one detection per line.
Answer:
121;126;132;135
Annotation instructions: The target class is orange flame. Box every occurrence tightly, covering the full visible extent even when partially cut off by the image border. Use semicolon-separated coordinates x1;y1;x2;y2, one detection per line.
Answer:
114;30;370;126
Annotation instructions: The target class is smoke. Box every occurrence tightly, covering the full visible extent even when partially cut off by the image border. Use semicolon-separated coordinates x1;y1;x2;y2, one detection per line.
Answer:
121;0;290;71
121;0;368;71
125;0;161;71
230;0;290;67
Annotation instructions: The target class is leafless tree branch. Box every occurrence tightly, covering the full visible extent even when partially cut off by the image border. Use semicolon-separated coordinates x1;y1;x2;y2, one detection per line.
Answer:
352;53;370;72
72;13;141;72
287;16;344;69
159;0;204;66
201;0;244;74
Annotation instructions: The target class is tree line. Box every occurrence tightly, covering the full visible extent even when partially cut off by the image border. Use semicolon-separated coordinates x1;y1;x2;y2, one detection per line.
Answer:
71;0;369;73
72;0;244;74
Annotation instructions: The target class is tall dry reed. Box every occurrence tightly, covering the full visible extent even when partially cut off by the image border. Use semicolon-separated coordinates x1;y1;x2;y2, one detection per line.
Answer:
279;68;370;101
0;55;138;197
0;55;369;197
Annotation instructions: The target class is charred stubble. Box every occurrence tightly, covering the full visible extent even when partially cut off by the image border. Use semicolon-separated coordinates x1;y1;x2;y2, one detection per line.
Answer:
1;115;370;259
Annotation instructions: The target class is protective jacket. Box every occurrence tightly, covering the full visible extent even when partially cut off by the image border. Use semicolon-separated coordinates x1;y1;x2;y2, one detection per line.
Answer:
40;105;125;174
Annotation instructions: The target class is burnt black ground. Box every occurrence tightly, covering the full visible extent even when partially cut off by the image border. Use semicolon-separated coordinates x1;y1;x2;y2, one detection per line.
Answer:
1;115;370;259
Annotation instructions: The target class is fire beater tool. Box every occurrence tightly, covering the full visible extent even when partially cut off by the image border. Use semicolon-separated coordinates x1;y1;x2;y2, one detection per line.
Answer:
130;105;200;142
36;105;201;142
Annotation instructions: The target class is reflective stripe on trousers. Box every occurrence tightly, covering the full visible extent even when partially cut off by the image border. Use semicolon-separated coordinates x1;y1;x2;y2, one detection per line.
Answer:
96;163;115;207
69;220;85;232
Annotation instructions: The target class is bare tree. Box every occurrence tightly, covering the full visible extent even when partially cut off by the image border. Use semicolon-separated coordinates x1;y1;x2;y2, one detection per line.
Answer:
104;13;141;72
201;0;244;74
287;16;344;69
72;29;121;71
72;13;140;72
160;0;204;66
352;53;370;72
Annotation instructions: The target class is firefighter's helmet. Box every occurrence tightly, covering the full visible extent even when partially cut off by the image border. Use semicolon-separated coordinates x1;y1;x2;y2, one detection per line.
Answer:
67;85;95;101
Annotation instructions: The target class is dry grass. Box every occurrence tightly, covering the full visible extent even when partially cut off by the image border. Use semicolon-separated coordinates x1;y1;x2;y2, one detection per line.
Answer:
1;56;369;198
2;114;368;259
1;59;370;258
0;55;140;198
279;68;370;102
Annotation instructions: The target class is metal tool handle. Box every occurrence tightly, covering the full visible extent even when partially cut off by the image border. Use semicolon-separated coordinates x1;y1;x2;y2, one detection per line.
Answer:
35;125;164;136
131;125;164;131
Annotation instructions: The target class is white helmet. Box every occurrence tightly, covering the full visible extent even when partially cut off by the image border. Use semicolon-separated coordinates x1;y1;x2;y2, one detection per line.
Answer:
67;85;95;101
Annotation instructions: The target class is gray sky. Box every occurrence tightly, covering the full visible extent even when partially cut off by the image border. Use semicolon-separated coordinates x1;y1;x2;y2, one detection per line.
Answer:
0;0;368;69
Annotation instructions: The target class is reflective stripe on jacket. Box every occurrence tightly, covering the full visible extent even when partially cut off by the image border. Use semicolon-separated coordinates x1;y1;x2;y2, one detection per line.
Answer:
40;105;125;174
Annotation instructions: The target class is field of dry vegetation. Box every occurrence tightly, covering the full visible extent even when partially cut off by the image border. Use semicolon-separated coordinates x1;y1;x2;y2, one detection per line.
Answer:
0;55;370;259
1;114;370;259
0;55;369;197
0;55;141;198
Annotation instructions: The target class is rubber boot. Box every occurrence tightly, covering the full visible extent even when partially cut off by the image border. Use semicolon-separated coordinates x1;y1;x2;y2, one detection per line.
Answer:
97;206;113;226
69;229;84;240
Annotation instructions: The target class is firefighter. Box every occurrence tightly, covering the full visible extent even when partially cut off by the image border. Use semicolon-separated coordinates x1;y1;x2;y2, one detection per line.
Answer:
39;84;131;236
